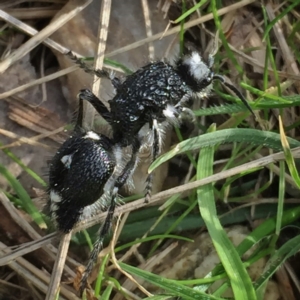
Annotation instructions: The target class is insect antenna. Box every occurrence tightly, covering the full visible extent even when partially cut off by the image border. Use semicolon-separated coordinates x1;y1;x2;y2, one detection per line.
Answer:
67;51;110;78
213;74;255;116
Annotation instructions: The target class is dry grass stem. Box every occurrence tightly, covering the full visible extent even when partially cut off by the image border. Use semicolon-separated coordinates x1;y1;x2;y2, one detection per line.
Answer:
110;216;153;298
46;0;113;297
0;242;78;299
0;0;92;73
86;0;112;127
0;128;50;149
45;232;72;300
113;242;178;300
0;125;65;150
0;65;78;100
2;145;299;267
105;0;256;58
141;0;154;60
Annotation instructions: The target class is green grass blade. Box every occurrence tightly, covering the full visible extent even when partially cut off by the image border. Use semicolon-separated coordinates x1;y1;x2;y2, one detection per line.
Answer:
0;164;46;228
119;262;227;300
235;206;300;257
173;0;208;23
143;295;174;300
149;128;300;172
279;116;300;188
94;253;110;297
194;95;300;116
263;0;300;41
101;283;113;300
254;234;300;292
196;125;256;299
0;142;47;187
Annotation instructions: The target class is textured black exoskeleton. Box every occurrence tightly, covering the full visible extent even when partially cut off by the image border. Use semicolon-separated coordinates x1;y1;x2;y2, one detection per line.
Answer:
48;94;135;293
72;51;254;201
48;51;254;294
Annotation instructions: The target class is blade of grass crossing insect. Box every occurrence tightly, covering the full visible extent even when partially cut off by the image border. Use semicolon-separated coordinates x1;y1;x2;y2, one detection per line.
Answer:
194;94;300;117
119;262;227;300
279;116;300;188
240;83;290;102
197;124;256;299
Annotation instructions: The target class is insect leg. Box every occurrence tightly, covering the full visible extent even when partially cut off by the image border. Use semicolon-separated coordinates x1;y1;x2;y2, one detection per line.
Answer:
80;186;118;295
79;138;141;294
78;89;112;123
144;120;160;203
74;92;84;130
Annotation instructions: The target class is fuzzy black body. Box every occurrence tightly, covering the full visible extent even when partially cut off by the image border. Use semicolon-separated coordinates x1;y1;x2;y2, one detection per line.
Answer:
57;51;255;293
48;130;116;233
76;51;254;205
109;61;191;146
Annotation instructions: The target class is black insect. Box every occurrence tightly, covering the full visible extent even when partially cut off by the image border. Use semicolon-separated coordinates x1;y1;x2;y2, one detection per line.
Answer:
72;51;254;201
48;50;254;294
48;93;136;293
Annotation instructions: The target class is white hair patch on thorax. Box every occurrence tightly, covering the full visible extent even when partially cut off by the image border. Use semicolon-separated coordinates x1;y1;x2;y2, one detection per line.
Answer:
84;131;101;140
163;104;177;121
183;52;210;81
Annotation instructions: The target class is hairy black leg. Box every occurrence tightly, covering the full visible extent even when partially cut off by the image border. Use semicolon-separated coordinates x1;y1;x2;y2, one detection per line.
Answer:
174;105;195;123
79;187;118;295
74;95;84;131
79;138;141;294
145;120;160;203
213;74;255;116
78;89;112;123
117;138;141;188
67;51;121;90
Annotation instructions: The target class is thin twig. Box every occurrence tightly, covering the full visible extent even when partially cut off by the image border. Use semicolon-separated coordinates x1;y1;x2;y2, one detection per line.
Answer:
141;0;154;60
46;0;112;297
86;0;112;127
2;146;300;265
45;233;72;300
0;241;79;300
105;0;257;58
0;0;92;73
110;216;153;297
